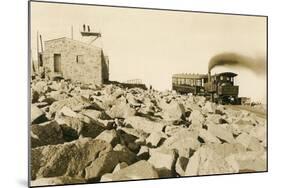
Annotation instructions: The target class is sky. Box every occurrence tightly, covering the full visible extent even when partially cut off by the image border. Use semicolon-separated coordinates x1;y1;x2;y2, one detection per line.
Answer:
30;2;267;103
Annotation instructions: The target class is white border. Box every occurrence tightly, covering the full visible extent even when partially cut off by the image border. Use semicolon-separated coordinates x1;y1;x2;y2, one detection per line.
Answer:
1;0;279;188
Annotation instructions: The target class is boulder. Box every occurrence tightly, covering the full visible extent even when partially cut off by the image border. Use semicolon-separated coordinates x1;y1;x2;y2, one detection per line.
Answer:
249;124;266;143
49;96;101;115
95;129;120;147
208;124;235;143
33;81;49;94
100;173;114;182
112;88;124;99
124;116;165;134
31;105;47;124
58;106;78;118
185;146;235;176
60;124;79;142
118;127;149;141
164;126;185;136
49;81;62;91
126;92;141;107
79;89;95;99
139;97;158;115
148;147;177;177
162;129;200;157
113;144;130;152
202;101;217;114
198;129;221;144
40;97;57;106
31;89;39;103
146;132;166;147
205;143;247;158
48;91;68;101
31;121;64;148
84;151;120;180
206;114;226;124
55;115;106;139
189;110;205;125
160;100;186;121
135;137;146;145
194;96;206;107
127;142;140;153
84;150;137;180
101;160;159;181
215;105;225;115
234;122;253;134
31;138;112;180
226;151;266;172
236;133;264;152
137;145;149;160
113;162;128;173
82;109;110;120
117;129;139;147
107;97;136;118
175;156;189;176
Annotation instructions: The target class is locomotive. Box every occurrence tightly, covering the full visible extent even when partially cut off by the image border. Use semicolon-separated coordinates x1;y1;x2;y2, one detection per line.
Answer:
172;71;240;104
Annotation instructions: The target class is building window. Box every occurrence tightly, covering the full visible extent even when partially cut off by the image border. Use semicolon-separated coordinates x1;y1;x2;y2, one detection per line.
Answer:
76;55;84;64
54;54;61;73
220;76;223;80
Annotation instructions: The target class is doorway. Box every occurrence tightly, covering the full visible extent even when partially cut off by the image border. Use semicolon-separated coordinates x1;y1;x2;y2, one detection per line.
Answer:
54;54;61;73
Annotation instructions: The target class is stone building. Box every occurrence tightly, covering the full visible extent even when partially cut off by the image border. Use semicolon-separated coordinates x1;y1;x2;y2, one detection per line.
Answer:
42;37;109;85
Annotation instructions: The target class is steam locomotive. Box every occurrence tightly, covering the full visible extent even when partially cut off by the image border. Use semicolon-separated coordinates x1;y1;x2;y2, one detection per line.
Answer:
172;72;240;104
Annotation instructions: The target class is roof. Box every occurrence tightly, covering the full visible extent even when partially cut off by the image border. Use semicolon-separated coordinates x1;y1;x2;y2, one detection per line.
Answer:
213;72;238;77
172;73;208;79
44;37;101;51
44;37;68;43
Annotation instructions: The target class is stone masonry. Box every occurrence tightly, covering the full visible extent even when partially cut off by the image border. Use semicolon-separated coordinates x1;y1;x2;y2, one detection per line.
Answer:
43;37;109;85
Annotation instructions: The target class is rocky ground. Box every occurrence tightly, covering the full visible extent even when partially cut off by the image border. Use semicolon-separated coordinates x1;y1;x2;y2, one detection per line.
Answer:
30;77;267;187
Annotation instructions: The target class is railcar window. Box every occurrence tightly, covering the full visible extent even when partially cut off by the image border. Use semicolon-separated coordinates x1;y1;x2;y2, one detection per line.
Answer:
220;76;223;80
196;79;202;86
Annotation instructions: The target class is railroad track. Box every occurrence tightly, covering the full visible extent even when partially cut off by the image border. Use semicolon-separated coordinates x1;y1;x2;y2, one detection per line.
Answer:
225;105;267;119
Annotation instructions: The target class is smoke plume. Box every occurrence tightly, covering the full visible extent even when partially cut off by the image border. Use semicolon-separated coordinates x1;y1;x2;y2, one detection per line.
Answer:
208;52;266;74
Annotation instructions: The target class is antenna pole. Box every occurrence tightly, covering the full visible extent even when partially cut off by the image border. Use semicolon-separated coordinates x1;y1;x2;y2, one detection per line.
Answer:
39;35;43;52
36;31;40;69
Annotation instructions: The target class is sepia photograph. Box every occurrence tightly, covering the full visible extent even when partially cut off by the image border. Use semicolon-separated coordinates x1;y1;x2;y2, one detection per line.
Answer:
29;1;267;187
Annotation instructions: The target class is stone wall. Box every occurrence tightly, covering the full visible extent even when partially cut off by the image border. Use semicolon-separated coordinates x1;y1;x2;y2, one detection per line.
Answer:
43;37;108;85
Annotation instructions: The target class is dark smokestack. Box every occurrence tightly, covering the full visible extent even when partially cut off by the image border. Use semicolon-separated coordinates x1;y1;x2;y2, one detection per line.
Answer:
208;52;266;75
208;71;211;83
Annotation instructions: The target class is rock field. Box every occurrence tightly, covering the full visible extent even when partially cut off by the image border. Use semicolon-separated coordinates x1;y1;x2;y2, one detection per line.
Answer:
30;78;267;186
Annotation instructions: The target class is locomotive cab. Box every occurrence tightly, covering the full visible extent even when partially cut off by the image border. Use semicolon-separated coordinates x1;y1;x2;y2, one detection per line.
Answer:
205;72;239;104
